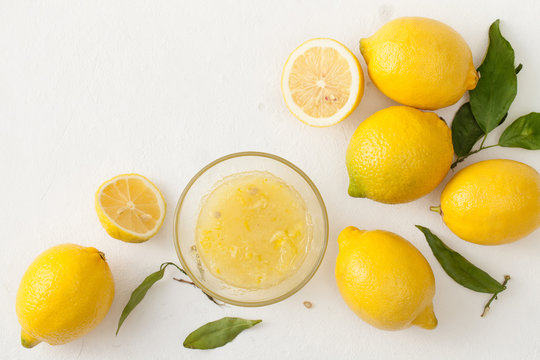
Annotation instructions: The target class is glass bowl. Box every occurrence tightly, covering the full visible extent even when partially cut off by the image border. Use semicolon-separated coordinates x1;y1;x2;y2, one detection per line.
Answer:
173;152;328;306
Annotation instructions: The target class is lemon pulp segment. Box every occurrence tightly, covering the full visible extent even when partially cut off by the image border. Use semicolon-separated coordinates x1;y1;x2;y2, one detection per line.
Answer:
195;171;312;289
290;46;351;117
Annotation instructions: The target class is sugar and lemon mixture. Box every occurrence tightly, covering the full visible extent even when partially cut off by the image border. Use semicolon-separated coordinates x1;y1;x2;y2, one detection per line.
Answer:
195;171;312;289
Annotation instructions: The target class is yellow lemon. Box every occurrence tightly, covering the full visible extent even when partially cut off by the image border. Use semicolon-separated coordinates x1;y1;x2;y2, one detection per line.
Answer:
335;227;437;331
360;17;478;110
16;244;114;348
346;106;453;204
95;174;166;243
439;159;540;245
282;38;364;127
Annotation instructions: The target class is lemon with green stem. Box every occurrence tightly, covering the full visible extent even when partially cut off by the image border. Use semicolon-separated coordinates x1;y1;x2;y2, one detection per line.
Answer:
433;159;540;245
346;106;453;204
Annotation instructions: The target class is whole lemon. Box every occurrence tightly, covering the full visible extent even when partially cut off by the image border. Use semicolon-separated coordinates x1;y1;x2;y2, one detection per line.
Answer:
440;159;540;245
346;106;453;204
360;17;478;110
16;244;115;348
335;227;437;330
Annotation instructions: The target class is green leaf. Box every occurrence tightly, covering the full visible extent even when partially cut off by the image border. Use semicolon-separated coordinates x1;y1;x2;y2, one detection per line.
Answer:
416;226;506;294
451;102;485;156
499;112;540;149
470;19;517;134
116;262;184;335
183;317;262;349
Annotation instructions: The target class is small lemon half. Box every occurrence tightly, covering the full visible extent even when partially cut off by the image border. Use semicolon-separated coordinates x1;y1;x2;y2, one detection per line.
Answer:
282;38;364;127
95;174;166;243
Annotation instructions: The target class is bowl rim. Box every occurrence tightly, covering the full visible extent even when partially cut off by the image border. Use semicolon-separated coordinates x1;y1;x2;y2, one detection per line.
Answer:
173;151;329;307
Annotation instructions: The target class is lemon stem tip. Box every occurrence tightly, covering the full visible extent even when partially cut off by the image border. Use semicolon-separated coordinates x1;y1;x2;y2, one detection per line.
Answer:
347;184;366;198
21;332;40;349
412;305;437;330
429;206;442;215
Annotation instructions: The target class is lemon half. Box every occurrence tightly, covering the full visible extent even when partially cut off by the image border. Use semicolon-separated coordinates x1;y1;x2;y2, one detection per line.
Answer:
95;174;166;243
282;38;364;127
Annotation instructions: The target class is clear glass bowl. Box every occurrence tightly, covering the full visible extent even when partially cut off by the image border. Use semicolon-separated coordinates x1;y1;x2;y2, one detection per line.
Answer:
173;152;328;306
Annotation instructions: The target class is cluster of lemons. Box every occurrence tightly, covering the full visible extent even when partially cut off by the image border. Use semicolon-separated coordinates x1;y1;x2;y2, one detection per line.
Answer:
282;17;540;330
15;16;540;349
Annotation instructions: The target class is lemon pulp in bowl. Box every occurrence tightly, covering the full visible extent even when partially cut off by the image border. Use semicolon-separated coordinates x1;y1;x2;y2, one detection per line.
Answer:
196;171;312;290
174;151;328;306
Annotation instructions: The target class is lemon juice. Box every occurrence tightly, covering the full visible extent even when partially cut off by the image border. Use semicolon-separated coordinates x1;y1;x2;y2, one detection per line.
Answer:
195;171;312;289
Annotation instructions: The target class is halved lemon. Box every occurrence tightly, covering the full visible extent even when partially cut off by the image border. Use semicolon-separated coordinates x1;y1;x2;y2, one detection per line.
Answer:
95;174;166;243
281;38;364;127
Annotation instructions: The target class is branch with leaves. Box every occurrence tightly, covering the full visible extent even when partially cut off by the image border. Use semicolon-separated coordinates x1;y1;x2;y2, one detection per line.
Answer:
115;262;261;349
416;226;510;316
451;20;540;169
116;262;220;335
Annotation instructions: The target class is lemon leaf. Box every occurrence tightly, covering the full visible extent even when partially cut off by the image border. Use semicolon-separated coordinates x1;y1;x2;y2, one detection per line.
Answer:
470;20;517;134
499;112;540;149
416;226;506;294
183;317;262;349
116;262;186;335
451;102;485;157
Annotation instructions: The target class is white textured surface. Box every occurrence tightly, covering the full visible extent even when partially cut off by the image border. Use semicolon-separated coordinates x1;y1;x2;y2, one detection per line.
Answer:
2;1;540;359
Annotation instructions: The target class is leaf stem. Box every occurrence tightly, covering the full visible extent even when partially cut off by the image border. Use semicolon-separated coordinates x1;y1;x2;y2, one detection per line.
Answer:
451;142;500;169
161;262;187;276
479;134;488;149
173;277;195;286
173;277;223;306
481;144;499;149
481;275;511;317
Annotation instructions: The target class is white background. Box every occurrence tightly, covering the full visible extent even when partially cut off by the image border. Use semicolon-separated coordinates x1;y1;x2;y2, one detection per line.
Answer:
2;1;540;359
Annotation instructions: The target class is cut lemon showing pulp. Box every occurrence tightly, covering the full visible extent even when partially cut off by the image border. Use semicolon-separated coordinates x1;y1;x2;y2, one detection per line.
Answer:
282;38;364;127
95;174;166;243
